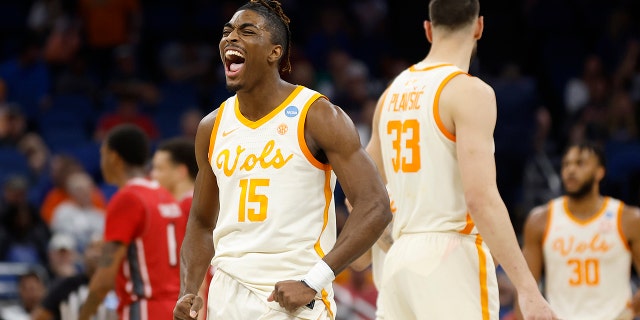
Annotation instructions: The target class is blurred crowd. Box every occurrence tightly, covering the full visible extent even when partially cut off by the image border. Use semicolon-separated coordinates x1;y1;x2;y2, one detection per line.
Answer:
0;0;638;319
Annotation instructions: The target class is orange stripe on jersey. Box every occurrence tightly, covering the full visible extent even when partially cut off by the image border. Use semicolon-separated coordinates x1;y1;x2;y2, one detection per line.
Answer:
298;93;332;170
208;102;226;163
616;202;631;251
409;63;454;72
313;170;333;258
459;212;475;234
541;200;553;246
433;71;465;142
564;196;609;225
235;85;303;129
474;234;491;320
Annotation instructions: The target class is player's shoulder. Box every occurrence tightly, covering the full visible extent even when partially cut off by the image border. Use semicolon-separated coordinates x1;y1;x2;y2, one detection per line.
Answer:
526;202;551;227
446;73;495;98
621;202;640;221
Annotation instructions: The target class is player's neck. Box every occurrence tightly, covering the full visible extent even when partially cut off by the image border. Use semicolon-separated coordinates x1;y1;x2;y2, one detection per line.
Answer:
565;192;604;220
116;169;147;188
236;78;296;121
424;38;474;72
172;180;194;201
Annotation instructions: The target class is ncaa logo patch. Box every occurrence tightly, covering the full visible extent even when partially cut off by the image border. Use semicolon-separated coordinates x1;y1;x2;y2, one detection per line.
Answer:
285;105;299;117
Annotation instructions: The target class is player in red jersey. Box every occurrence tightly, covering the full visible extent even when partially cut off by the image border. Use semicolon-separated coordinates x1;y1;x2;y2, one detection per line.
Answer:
79;124;188;320
151;137;213;320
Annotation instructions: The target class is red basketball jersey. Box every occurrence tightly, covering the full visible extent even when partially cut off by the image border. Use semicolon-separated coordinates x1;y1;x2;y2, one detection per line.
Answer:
104;178;187;318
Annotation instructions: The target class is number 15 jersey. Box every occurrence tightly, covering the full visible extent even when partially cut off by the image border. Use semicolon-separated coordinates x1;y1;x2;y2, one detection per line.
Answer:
208;86;337;301
378;63;474;238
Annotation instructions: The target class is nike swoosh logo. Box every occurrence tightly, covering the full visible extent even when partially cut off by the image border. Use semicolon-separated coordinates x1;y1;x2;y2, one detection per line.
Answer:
222;128;239;137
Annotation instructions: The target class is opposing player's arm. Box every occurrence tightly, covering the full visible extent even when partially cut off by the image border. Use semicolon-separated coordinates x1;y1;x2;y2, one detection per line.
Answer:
175;110;220;320
621;205;640;316
307;98;392;275
447;76;549;313
79;241;126;320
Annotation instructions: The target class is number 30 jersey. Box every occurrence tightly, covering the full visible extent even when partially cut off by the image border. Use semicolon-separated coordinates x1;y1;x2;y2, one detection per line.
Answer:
208;86;337;298
378;63;474;238
543;196;632;320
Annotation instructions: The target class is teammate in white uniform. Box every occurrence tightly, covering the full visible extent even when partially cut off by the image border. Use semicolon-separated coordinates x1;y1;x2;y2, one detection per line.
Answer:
173;1;392;319
521;142;640;320
365;0;556;319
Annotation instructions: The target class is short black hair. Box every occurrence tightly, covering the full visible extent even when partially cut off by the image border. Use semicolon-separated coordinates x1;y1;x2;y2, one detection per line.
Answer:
156;137;197;181
238;0;292;73
104;124;149;167
563;141;607;168
429;0;480;30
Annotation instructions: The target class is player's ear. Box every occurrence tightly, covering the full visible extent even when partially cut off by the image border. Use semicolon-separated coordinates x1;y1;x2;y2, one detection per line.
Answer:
268;44;283;65
424;20;434;43
474;16;484;40
596;166;605;182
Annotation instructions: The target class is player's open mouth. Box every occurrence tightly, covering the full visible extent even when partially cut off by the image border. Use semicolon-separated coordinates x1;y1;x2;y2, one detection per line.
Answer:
225;49;245;77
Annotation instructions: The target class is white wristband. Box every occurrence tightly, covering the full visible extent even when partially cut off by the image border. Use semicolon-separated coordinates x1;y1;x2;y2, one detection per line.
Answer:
302;260;335;293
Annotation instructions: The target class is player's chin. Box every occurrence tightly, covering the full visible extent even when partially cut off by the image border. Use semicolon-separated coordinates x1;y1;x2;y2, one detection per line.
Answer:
225;81;242;93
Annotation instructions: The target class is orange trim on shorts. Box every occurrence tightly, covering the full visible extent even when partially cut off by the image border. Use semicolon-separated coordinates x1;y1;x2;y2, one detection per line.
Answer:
564;196;609;225
297;93;332;170
208;102;226;163
541;201;554;246
235;85;303;129
474;234;490;320
320;289;334;319
409;63;454;72
433;71;465;142
459;212;475;234
616;201;631;251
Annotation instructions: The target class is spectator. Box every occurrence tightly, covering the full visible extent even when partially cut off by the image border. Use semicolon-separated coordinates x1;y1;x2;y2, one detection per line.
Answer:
158;33;214;84
46;233;80;280
0;103;27;147
78;0;141;86
93;93;159;141
0;269;47;320
0;34;50;119
178;108;202;140
50;171;105;251
0;175;50;265
32;237;117;320
40;155;106;226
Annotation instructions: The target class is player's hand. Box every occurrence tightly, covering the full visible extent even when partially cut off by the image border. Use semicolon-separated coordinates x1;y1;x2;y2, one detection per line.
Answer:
517;291;559;320
267;280;316;312
173;293;204;320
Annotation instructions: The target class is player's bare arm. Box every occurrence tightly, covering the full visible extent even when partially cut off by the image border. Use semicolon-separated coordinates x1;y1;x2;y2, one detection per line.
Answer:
269;98;392;312
621;205;640;316
515;205;549;319
79;241;126;320
447;75;556;319
348;91;391;272
174;110;220;320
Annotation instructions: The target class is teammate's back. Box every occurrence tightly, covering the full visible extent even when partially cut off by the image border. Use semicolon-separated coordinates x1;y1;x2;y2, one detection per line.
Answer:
379;63;472;238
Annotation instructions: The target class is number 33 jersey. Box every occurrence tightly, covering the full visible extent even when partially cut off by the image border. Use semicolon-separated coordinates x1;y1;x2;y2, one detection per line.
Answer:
543;196;632;320
378;63;477;238
208;86;337;296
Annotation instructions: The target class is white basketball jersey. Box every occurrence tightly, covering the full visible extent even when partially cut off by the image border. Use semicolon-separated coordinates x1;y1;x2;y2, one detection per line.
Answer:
378;62;475;239
543;196;632;320
208;86;337;301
